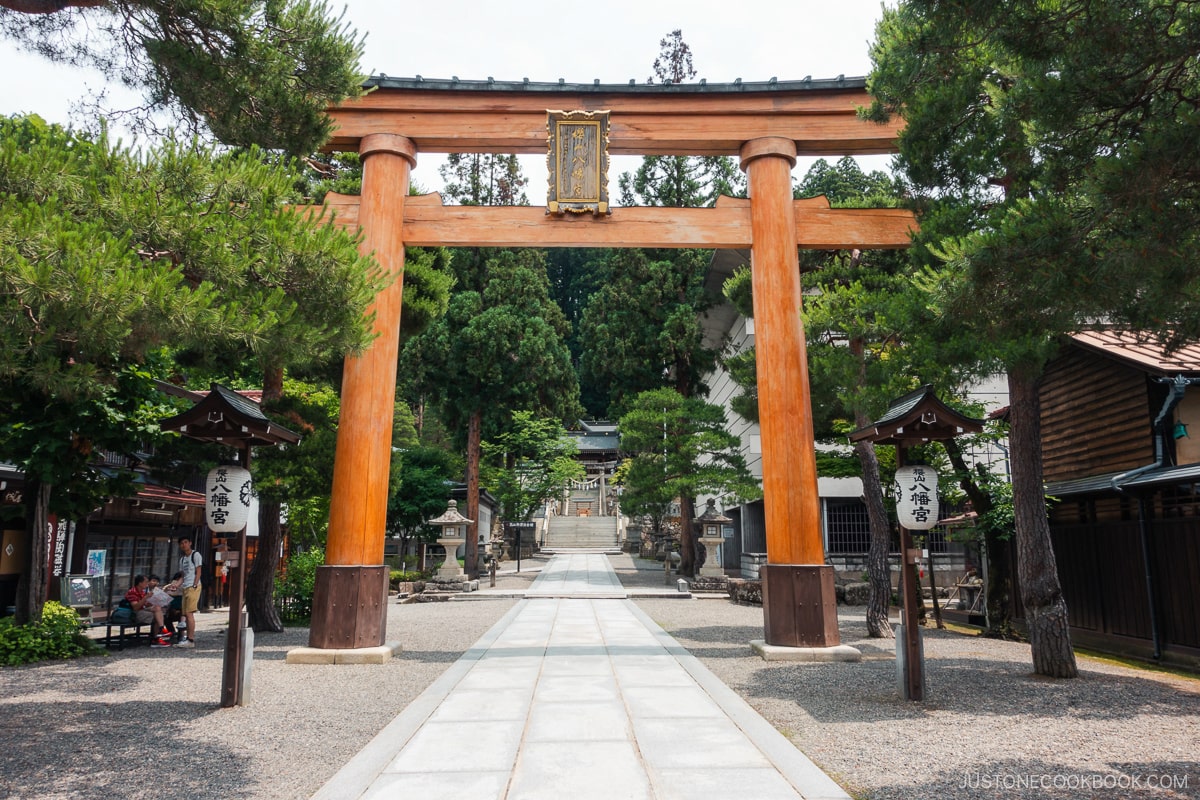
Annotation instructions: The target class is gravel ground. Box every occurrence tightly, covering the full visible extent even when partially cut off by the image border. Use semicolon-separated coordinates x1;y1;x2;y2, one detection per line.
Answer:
2;553;1198;800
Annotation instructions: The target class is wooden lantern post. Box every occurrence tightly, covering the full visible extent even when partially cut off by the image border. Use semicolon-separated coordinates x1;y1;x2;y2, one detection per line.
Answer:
160;384;300;707
849;385;982;700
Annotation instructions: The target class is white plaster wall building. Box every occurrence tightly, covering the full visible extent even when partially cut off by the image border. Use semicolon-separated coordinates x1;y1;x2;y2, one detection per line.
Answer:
696;250;1010;578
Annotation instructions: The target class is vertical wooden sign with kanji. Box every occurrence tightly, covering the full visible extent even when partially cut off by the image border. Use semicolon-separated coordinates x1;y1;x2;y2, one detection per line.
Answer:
547;110;610;215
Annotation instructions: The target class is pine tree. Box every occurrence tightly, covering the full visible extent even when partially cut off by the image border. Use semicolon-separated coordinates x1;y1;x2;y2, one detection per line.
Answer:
0;0;365;154
0;116;376;622
863;0;1200;676
617;388;759;553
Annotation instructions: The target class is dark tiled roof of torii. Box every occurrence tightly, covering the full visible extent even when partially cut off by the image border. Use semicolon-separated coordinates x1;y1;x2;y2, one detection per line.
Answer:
364;75;864;94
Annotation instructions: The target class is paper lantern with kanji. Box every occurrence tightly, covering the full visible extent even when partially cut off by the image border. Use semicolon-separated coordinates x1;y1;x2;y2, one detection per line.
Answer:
206;466;253;533
893;465;940;530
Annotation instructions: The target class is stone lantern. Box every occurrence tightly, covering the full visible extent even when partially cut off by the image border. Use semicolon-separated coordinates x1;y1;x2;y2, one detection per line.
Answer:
692;498;733;591
428;500;472;582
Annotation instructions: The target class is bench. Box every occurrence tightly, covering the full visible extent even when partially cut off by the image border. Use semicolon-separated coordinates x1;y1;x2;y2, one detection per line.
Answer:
96;618;153;650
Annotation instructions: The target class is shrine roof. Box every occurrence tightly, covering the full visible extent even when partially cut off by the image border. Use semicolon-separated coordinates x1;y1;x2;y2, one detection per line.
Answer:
364;75;866;94
1069;329;1200;375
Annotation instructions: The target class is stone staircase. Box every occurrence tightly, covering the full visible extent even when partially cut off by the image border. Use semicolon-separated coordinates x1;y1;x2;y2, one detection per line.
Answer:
543;515;620;551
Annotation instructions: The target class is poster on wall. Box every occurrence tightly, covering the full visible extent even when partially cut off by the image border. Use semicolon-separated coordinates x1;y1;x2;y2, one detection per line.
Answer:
86;549;106;576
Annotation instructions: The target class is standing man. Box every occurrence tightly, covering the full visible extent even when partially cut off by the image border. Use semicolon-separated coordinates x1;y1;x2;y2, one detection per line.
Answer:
177;536;202;648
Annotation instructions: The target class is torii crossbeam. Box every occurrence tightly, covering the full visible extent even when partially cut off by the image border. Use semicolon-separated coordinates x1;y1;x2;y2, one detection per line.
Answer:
301;76;914;656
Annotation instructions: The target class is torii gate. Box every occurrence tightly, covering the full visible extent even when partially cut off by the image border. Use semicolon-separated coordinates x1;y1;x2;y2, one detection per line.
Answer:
304;76;913;655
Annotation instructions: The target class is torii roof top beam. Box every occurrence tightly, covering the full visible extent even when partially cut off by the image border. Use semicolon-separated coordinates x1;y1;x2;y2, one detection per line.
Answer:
325;75;901;157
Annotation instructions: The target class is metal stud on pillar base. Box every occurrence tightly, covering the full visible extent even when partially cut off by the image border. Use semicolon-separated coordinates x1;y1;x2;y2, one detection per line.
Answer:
287;565;400;664
308;566;389;649
750;565;861;662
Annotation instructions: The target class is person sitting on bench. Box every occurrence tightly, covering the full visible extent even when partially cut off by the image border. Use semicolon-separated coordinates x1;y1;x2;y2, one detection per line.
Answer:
125;574;171;647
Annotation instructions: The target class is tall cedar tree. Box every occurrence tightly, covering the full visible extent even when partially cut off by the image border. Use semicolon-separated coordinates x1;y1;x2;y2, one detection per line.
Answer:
545;247;611;416
865;0;1200;677
403;250;581;575
583;30;740;575
405;153;578;575
0;0;365;155
0;117;378;623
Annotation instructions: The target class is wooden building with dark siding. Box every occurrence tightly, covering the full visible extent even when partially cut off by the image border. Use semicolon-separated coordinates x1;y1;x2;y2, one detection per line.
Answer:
1041;330;1200;666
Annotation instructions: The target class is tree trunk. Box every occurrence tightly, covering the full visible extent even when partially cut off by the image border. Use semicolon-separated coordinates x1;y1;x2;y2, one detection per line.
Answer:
14;480;51;625
246;365;286;632
246;499;285;632
678;495;696;577
848;337;893;638
856;439;895;638
1008;367;1078;678
466;409;481;578
942;437;1015;634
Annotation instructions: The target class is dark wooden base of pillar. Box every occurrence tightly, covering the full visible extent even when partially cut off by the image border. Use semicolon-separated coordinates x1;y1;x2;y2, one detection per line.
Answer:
761;564;840;648
308;565;389;649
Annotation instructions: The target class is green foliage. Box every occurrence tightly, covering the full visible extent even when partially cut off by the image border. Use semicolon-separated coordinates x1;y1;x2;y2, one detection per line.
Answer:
617;388;760;528
275;547;324;623
403;248;582;443
796;156;901;206
579;248;717;417
0;116;378;621
722;266;754;319
0;0;366;154
814;449;863;479
619;30;745;208
388;444;458;542
975;478;1015;544
439;154;529;207
482;411;584;521
0;602;102;666
389;569;427;586
297;156;454;343
588;30;733;420
618;155;744;208
252;378;341;505
546;248;611;416
867;0;1200;361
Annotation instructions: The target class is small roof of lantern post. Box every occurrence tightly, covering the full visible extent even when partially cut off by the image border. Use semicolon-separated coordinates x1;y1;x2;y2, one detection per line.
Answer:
429;499;473;527
159;384;301;447
694;497;733;527
847;384;984;445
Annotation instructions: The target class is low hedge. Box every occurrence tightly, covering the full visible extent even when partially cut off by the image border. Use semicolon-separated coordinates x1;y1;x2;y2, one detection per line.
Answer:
0;601;104;666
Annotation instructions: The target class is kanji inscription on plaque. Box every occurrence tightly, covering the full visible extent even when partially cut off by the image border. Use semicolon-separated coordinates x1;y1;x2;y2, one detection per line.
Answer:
547;110;610;215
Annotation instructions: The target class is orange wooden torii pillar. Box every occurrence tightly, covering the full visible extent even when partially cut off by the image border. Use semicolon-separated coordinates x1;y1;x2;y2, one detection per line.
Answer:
305;76;911;655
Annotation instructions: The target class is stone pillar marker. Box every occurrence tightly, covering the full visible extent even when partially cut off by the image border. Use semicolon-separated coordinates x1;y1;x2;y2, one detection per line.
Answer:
740;137;857;660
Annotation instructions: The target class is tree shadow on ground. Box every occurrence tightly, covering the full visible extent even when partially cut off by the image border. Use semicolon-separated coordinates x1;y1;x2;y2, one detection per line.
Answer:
0;699;252;799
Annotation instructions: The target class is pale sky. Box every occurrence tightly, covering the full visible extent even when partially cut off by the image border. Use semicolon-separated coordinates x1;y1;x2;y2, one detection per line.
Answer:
0;0;894;196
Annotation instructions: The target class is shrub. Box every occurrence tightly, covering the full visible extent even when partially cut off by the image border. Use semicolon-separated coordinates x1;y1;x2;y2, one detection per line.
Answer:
389;569;426;586
276;547;325;624
0;602;103;666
